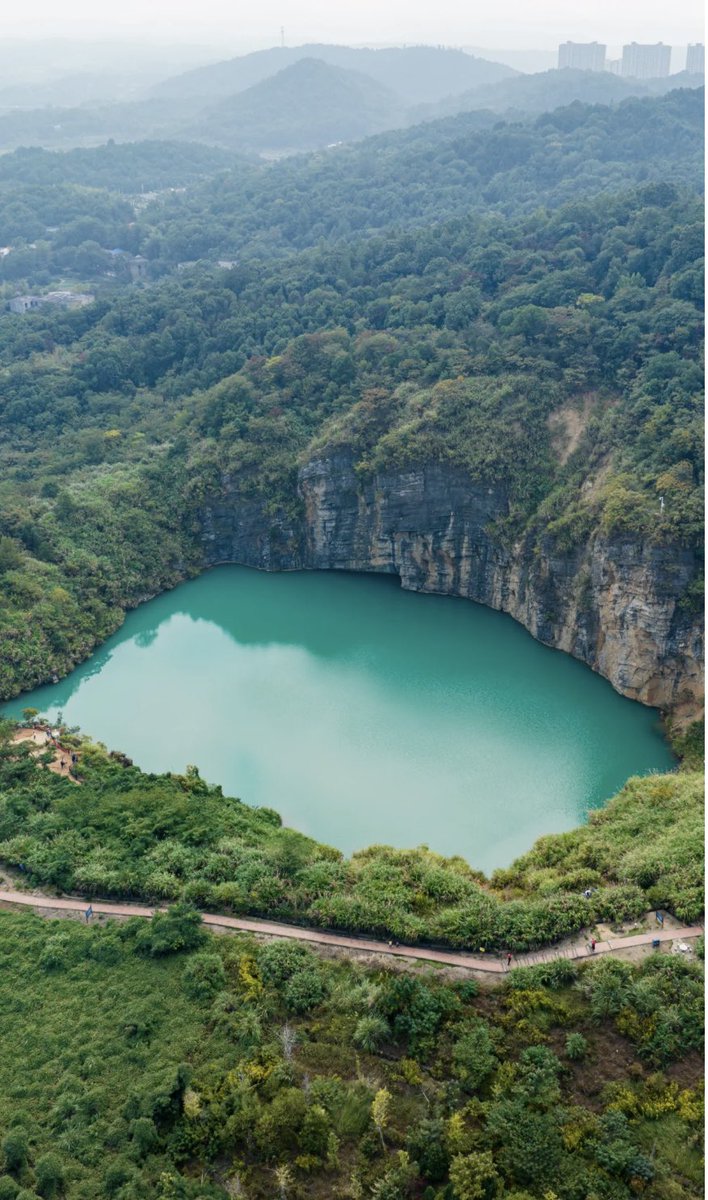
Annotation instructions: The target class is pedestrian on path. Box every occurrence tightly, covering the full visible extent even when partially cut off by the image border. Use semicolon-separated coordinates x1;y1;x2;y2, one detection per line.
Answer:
506;952;512;967
590;938;596;952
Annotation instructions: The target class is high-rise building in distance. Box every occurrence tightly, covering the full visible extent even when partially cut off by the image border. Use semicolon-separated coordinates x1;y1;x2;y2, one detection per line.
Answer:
558;41;606;71
621;42;671;78
686;43;705;73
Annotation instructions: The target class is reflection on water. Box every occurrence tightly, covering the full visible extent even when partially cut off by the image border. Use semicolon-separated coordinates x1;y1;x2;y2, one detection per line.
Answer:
6;567;675;873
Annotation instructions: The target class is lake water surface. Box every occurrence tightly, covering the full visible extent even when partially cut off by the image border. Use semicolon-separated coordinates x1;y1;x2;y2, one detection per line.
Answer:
6;567;675;873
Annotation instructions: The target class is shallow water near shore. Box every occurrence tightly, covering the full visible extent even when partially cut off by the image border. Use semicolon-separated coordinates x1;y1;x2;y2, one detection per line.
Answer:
6;566;675;873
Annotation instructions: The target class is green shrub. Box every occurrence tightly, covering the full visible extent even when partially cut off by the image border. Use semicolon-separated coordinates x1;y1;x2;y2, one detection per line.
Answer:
33;1154;63;1199
284;968;328;1014
134;905;206;957
181;953;226;1003
1;1130;28;1175
452;1022;497;1092
258;940;315;986
353;1016;390;1052
564;1033;588;1061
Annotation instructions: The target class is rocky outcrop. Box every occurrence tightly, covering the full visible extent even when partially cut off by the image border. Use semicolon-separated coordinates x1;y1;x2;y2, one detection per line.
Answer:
200;452;704;720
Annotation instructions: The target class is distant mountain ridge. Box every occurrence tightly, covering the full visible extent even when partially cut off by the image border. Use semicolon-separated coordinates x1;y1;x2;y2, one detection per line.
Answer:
419;66;706;120
183;58;404;152
0;46;701;160
151;42;517;106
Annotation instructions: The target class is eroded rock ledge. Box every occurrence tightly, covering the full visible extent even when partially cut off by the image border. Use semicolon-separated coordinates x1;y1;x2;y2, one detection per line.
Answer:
200;452;704;720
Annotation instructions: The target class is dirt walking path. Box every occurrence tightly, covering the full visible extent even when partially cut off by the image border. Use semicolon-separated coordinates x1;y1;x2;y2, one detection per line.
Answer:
11;728;79;782
0;888;701;974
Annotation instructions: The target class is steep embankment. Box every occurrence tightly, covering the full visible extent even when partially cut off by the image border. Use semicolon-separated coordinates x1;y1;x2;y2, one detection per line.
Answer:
200;453;703;719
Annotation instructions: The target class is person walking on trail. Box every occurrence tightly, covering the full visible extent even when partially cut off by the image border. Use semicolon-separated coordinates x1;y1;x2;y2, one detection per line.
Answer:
506;952;512;967
590;938;597;952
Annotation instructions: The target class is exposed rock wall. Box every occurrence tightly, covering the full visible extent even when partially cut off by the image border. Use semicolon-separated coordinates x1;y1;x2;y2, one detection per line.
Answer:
200;452;704;719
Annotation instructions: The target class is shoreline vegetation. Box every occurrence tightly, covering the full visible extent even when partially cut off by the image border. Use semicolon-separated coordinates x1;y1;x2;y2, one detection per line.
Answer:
0;720;702;955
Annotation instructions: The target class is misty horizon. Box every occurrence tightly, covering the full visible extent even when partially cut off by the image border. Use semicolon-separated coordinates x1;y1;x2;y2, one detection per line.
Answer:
0;0;703;53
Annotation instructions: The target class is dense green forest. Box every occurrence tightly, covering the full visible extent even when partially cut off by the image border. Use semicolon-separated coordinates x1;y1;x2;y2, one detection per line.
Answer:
0;902;702;1200
0;143;240;193
141;89;704;261
0;724;704;1195
0;90;702;287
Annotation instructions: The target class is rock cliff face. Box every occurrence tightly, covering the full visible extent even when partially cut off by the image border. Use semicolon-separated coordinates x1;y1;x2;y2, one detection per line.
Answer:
200;452;704;719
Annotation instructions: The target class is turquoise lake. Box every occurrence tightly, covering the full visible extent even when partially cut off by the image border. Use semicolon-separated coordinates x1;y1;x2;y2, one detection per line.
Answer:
6;566;675;873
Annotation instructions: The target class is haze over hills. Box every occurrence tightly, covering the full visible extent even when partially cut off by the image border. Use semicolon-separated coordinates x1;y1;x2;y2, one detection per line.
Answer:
418;65;706;120
151;42;518;105
181;58;404;153
0;42;514;153
0;55;702;159
0;97;193;154
463;45;557;73
0;38;224;110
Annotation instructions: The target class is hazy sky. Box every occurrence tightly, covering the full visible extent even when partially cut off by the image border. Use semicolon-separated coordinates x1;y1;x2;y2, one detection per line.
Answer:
0;0;703;50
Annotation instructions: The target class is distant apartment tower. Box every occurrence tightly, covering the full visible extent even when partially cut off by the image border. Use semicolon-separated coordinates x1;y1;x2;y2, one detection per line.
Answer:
686;43;705;73
558;41;606;71
621;42;671;78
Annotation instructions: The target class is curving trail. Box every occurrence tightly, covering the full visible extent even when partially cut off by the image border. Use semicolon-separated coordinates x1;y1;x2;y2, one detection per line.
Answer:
0;888;702;973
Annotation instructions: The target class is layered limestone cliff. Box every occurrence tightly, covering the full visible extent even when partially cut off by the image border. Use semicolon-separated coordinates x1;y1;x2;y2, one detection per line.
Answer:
200;452;704;720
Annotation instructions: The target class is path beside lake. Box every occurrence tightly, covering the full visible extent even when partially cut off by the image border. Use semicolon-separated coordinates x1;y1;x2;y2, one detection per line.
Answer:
0;888;701;974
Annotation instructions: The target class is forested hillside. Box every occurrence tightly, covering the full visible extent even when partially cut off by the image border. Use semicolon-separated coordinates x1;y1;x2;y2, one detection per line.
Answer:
0;172;702;700
0;91;701;285
140;89;704;261
0;141;239;192
0;900;702;1200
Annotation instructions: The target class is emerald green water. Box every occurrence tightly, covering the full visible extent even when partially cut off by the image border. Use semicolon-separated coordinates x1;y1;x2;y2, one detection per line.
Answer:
6;566;675;873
